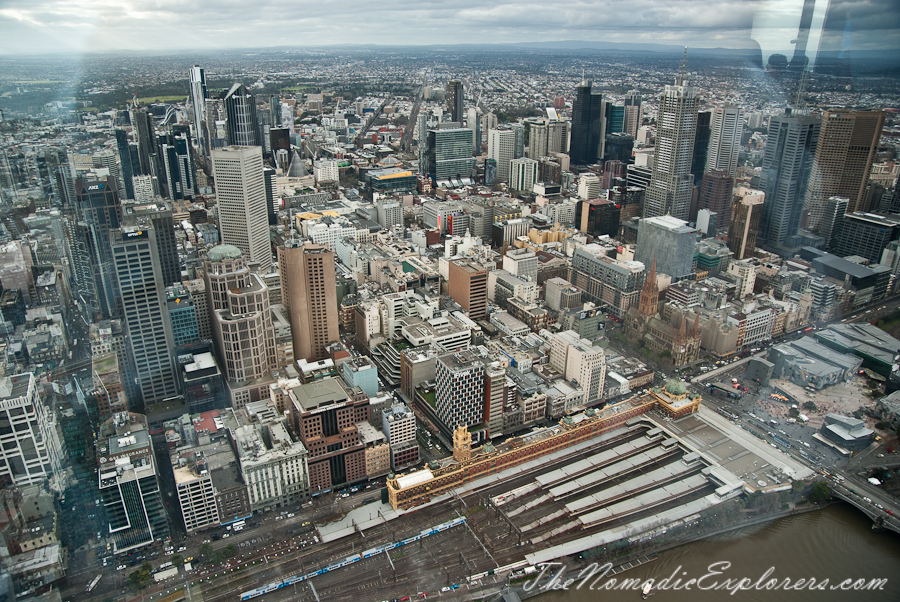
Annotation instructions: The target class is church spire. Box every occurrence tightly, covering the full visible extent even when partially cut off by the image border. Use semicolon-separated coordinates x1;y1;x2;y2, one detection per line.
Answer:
638;256;660;317
691;314;701;336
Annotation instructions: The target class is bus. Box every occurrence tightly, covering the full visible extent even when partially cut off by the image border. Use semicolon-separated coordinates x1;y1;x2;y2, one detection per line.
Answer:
233;520;246;532
86;575;102;592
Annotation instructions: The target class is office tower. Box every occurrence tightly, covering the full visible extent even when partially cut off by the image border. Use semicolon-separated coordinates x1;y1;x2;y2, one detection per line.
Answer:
511;123;525;159
509;158;538;192
570;79;604;165
204;245;276;392
189;65;208;156
696;208;717;237
482;112;498;135
604;133;634;163
97;412;169;553
624;90;642;138
121;199;181;286
819;196;849;251
383;403;419;470
376;200;403;231
446;80;464;124
758;113;820;252
576;199;620;237
484;159;497;186
831;211;900;265
223;84;261;147
112;225;179;405
805;110;886;230
435;351;485;433
161;134;195;201
424;128;475;185
502;248;538;281
165;284;200;347
466;107;481;153
691;110;712;187
697;169;735;229
263;166;277;225
0;373;63;487
281;103;295;134
211;146;269;264
627;164;652;191
131;107;159;178
644;68;698;220
75;176;123;319
728;186;765;259
115;129;135;199
488;127;518;182
578;173;602;200
554;331;607;403
288;378;367;492
634;215;697;280
606;104;625;134
448;259;488;320
528;121;549;159
277;241;338;362
132;174;157;202
706;105;743;177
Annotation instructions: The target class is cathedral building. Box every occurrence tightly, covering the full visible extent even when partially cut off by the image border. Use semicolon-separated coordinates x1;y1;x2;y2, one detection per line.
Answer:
625;257;702;367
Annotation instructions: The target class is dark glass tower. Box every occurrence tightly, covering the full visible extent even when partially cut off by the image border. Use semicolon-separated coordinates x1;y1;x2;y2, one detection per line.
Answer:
570;79;604;165
223;84;261;147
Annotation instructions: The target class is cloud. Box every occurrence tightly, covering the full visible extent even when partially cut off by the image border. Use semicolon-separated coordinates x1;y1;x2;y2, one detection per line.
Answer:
0;0;897;54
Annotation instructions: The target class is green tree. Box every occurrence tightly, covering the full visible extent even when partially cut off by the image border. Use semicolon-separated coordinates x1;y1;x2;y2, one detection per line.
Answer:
802;401;818;412
789;407;800;418
171;553;182;565
809;481;830;503
875;421;891;430
224;543;237;558
199;543;213;558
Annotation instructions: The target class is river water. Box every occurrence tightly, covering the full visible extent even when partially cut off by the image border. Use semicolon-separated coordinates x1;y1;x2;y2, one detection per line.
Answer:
535;504;900;602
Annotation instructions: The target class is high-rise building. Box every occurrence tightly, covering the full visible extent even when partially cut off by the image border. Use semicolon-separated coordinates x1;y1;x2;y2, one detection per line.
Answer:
0;373;63;487
509;158;538;192
111;225;179;406
189;65;208;157
606;104;625;134
569;248;646;318
446;80;464;124
166;284;200;347
488;127;518;182
819;196;850;251
634;215;698;280
577;172;602;200
277;241;339;363
728;186;765;259
831;211;900;263
623;90;642;138
115;129;135;200
74;176;123;319
706;105;743;177
211;146;270;264
435;351;486;434
203;246;277;409
805;110;885;230
644;70;698;220
130;107;159;179
604;133;634;164
161;134;195;201
691;110;712;187
576;199;621;238
528;120;569;159
223;84;260;147
448;259;488;320
466;107;481;152
570;79;604;165
121;199;181;287
758;113;821;252
423;128;475;185
97;412;169;553
697;169;735;229
502;248;538;281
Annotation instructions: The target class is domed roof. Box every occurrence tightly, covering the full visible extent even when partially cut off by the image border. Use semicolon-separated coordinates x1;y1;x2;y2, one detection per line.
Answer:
207;244;243;263
665;378;687;396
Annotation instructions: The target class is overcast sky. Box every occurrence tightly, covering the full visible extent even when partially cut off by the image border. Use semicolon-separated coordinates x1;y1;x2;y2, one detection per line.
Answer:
0;0;898;57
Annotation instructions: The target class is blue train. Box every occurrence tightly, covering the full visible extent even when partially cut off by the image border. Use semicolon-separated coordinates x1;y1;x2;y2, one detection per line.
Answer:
240;517;466;601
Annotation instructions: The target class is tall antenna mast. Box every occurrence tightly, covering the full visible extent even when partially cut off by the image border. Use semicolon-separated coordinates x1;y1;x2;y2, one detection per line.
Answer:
795;69;809;109
680;47;688;79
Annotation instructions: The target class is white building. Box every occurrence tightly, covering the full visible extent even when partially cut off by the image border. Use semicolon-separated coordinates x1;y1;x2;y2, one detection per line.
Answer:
727;259;758;299
549;330;606;403
509;158;538;192
211;146;270;264
706;104;744;177
578;173;602;200
314;159;339;184
488;128;517;182
0;374;63;488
